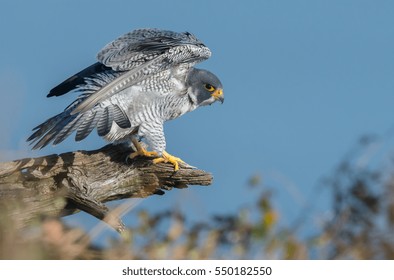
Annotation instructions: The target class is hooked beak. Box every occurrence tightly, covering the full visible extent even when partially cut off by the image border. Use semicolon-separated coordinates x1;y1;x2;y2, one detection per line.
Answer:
211;88;224;104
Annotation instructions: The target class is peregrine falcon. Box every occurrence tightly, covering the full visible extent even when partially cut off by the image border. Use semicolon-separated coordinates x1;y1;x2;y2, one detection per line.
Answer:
27;28;224;170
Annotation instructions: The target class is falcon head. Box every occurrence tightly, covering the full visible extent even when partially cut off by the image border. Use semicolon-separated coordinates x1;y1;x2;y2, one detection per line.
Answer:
187;68;224;106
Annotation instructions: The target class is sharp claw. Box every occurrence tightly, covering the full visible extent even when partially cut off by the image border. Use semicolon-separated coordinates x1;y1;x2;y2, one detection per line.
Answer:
163;151;184;163
153;151;183;171
173;163;179;171
129;139;184;171
129;152;139;159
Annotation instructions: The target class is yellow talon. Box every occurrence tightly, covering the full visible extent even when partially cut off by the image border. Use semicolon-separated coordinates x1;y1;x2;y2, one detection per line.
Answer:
130;149;158;159
129;139;183;171
153;151;184;171
129;138;158;159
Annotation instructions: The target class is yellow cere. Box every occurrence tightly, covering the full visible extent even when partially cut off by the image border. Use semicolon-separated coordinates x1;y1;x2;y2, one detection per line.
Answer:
212;88;223;99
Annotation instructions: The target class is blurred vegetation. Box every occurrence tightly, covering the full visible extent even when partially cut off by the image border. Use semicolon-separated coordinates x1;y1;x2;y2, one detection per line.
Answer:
1;136;394;259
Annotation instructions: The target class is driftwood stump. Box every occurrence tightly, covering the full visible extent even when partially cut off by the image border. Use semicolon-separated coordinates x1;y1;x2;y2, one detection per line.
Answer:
0;144;212;231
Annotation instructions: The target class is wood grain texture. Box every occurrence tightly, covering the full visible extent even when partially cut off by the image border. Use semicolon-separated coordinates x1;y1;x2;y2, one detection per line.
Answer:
0;144;212;231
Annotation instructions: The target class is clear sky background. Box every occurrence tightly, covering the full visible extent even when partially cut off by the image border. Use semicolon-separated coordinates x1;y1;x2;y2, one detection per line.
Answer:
1;0;394;242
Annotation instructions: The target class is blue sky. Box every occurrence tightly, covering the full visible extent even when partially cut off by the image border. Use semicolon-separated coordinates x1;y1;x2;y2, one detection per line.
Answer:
1;0;394;240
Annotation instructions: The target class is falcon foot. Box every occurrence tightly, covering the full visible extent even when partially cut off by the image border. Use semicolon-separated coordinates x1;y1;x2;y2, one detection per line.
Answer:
153;151;185;171
129;139;158;159
129;139;184;171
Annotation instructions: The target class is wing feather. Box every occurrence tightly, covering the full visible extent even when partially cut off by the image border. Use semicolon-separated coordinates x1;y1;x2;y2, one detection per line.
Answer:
97;106;113;136
47;62;113;97
75;111;98;141
71;29;211;114
52;114;83;145
30;114;79;149
97;28;210;71
28;28;211;149
112;104;131;128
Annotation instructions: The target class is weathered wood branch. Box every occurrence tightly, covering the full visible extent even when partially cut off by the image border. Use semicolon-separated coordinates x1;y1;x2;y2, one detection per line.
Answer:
0;144;212;231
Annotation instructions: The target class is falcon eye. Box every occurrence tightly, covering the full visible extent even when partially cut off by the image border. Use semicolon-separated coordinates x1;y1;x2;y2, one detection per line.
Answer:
204;84;215;92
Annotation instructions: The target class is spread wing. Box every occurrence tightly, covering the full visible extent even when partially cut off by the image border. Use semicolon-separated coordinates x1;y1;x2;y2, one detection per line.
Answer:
70;28;211;114
28;28;211;149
